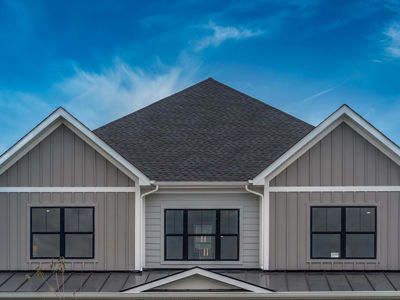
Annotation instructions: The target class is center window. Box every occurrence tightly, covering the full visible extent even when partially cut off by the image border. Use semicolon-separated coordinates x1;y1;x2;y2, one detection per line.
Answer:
164;209;239;261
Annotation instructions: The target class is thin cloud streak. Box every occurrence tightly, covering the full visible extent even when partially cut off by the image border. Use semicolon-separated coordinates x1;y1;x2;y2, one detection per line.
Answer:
300;84;343;104
195;21;264;51
384;22;400;57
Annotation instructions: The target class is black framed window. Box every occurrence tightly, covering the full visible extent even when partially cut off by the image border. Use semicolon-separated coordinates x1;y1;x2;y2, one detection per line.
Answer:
164;209;239;261
311;206;376;259
31;207;94;259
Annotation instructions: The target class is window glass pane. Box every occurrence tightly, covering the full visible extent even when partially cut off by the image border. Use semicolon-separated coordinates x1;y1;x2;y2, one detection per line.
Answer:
188;236;215;259
65;208;79;232
31;208;46;232
188;210;216;234
220;236;238;260
32;234;60;258
360;208;375;232
346;208;361;231
165;236;183;260
32;208;60;232
65;208;93;232
165;210;183;234
312;234;341;258
346;234;375;258
312;208;341;232
65;234;93;258
220;210;238;234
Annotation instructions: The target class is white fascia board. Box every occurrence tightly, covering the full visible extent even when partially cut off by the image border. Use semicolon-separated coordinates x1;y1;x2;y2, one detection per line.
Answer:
123;267;271;293
0;107;151;186
252;105;400;185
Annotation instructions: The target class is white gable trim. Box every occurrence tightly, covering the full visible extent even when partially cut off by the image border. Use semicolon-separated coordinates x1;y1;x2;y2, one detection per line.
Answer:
252;105;400;185
123;267;271;293
0;107;151;186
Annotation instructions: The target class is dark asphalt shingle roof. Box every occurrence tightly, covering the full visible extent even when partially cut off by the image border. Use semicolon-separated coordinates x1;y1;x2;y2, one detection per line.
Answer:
1;270;399;292
94;78;314;181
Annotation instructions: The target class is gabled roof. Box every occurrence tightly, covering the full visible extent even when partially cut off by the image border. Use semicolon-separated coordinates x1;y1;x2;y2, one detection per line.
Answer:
122;267;272;293
0;107;151;185
253;105;400;185
94;78;314;182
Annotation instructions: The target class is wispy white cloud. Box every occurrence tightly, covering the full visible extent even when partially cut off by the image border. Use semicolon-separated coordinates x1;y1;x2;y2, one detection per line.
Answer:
0;57;200;154
384;22;400;57
194;21;264;51
300;83;344;104
54;58;199;128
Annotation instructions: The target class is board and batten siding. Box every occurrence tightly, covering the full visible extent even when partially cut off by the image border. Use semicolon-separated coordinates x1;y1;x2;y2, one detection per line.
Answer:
270;123;400;187
0;192;135;271
0;124;135;187
0;124;137;271
269;122;400;270
145;193;260;269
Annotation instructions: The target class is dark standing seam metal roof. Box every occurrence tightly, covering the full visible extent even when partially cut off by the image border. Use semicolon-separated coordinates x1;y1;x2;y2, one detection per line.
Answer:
94;78;314;181
1;271;400;293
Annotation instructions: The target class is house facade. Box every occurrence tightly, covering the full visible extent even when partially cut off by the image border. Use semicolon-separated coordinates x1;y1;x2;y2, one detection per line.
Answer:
1;78;400;298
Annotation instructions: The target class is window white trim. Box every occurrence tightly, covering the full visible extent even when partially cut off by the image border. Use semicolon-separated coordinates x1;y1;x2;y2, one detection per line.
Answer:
123;267;271;293
269;186;400;192
253;105;400;185
0;107;151;186
0;187;136;193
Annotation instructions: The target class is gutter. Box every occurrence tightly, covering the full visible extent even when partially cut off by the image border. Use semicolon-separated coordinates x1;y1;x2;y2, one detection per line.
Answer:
139;183;159;270
245;182;265;270
2;291;400;299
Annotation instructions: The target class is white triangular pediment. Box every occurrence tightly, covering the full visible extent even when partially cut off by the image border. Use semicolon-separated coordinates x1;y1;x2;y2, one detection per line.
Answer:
123;267;271;293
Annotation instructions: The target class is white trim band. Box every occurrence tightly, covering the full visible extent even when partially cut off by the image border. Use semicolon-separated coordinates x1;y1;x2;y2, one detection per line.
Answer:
0;187;136;193
269;186;400;192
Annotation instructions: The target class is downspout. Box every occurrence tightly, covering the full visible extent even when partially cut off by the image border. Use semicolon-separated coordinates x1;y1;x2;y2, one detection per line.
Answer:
245;181;265;270
139;182;159;271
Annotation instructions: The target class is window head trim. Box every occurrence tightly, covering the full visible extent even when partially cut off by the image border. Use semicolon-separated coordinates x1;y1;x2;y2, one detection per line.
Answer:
310;206;377;260
30;206;95;259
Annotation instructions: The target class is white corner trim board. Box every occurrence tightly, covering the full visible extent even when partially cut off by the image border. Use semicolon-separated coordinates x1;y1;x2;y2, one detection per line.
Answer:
0;107;151;186
0;187;136;193
252;105;400;185
269;186;400;192
123;267;272;293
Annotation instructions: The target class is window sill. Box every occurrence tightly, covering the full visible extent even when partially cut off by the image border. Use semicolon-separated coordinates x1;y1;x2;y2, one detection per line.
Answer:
307;258;380;263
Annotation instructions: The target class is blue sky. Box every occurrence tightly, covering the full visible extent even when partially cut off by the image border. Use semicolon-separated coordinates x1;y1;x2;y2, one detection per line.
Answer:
1;0;400;154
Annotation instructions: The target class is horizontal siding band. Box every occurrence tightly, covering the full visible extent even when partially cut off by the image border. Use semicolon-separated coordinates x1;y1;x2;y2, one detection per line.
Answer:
0;187;136;192
270;186;400;192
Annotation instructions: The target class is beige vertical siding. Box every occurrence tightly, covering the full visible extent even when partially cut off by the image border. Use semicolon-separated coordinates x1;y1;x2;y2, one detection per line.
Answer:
0;192;135;271
269;191;400;270
269;122;400;270
270;123;400;187
0;124;137;271
145;193;260;269
0;125;135;187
